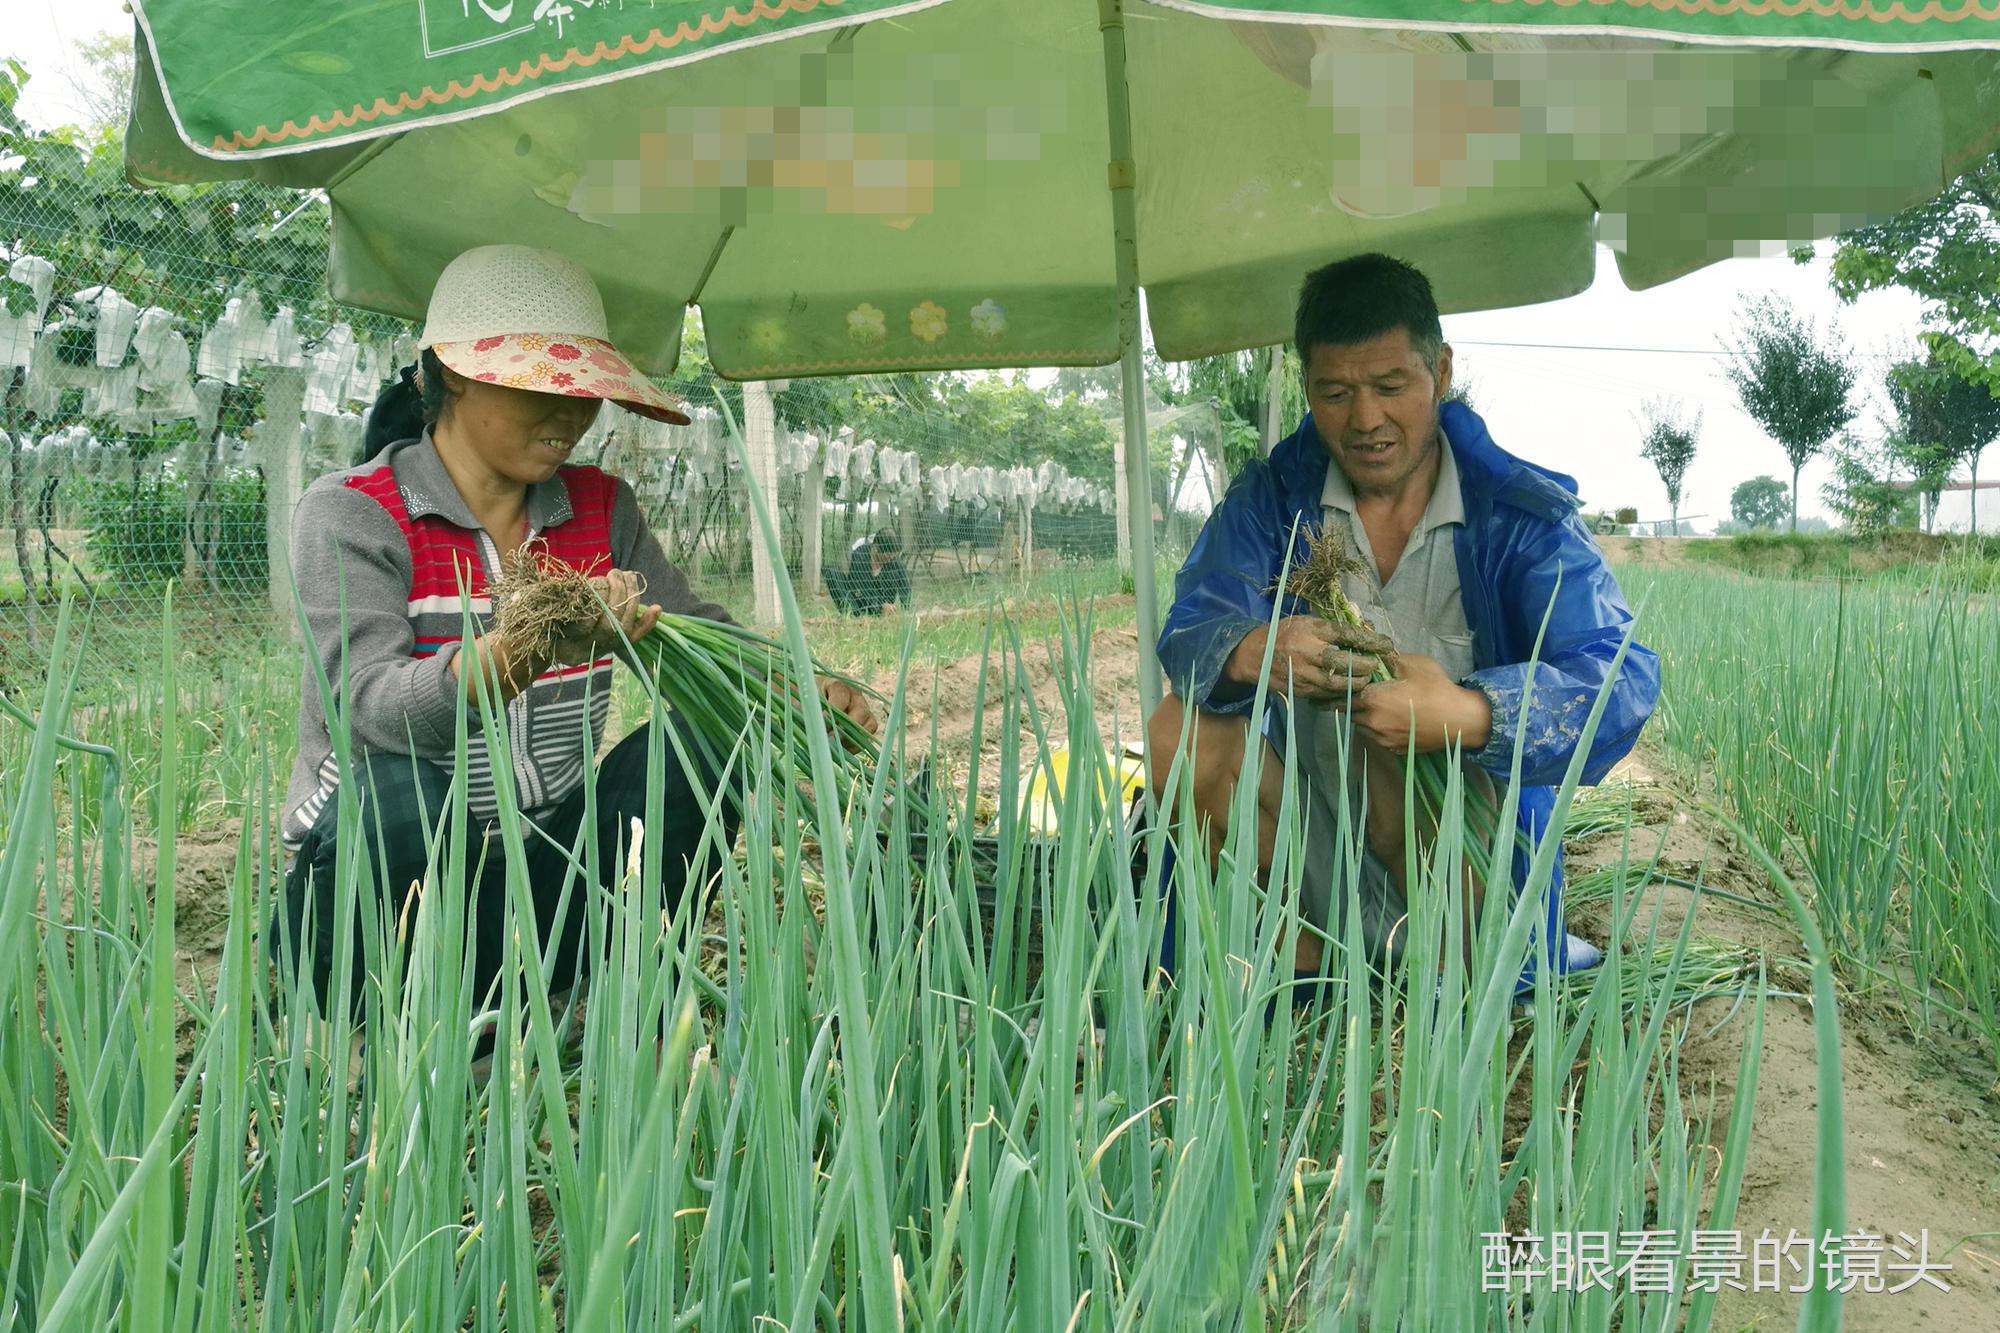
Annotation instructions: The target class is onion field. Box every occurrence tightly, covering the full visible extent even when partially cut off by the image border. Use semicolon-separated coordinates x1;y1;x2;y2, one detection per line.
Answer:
0;559;1992;1330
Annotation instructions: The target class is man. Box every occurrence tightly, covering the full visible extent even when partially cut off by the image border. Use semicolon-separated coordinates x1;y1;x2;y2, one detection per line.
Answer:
829;528;910;616
1149;254;1658;984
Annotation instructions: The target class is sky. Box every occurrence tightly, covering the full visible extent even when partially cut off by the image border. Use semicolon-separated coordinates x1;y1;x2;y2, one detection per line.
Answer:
1441;247;1923;529
9;0;133;130
10;1;1939;529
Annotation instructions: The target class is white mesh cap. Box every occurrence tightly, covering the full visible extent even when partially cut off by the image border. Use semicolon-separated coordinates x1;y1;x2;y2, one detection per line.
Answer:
419;244;610;348
418;244;688;423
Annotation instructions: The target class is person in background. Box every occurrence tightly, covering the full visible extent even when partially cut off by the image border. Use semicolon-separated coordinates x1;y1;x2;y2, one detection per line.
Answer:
829;528;909;616
359;362;425;464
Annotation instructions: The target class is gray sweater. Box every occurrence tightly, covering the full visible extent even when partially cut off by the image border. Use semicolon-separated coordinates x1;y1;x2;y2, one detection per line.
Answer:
280;434;730;855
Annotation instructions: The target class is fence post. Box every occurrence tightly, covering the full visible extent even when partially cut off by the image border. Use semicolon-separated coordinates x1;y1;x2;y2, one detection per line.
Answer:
800;435;825;604
898;484;916;579
743;379;782;626
1020;495;1034;583
259;368;307;638
1264;344;1286;453
1112;424;1132;566
4;406;39;650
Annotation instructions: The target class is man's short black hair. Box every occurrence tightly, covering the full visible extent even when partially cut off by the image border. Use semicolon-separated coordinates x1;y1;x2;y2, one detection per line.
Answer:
1294;254;1443;368
872;528;902;556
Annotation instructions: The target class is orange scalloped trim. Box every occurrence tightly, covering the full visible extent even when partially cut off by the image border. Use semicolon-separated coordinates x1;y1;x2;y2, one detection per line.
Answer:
1462;0;2000;24
203;0;2000;154
208;0;863;152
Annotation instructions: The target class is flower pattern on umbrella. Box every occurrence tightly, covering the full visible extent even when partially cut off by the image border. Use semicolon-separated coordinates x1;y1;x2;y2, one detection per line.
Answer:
910;300;948;345
970;299;1006;341
847;302;887;347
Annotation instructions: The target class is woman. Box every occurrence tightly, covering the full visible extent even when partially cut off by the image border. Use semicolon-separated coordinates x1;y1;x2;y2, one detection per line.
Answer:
276;243;876;1016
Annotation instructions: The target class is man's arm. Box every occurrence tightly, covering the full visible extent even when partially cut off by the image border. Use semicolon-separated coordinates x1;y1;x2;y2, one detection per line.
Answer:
1460;512;1660;788
1156;461;1290;714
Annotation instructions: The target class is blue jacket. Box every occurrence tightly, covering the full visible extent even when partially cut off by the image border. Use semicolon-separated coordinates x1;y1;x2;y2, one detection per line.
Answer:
1157;401;1660;966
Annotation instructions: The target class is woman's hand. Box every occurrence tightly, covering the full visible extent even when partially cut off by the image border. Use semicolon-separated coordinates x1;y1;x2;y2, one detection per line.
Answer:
546;569;662;666
817;674;880;739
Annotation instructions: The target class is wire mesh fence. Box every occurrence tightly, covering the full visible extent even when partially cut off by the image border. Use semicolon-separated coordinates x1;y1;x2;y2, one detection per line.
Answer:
2;87;1225;686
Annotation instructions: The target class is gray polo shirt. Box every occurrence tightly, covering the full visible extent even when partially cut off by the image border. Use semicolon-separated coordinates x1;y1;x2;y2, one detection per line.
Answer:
1287;440;1477;950
1316;439;1475;680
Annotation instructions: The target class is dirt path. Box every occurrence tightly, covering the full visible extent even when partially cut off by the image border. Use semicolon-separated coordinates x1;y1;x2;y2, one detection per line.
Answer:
1563;751;2000;1331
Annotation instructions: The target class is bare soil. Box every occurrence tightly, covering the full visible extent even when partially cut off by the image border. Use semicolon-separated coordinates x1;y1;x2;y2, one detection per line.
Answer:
1563;751;2000;1331
1603;530;1963;579
869;619;1147;799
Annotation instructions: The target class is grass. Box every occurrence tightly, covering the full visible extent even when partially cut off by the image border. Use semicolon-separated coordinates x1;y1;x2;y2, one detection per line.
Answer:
0;568;1833;1329
799;557;1148;680
1663;529;2000;594
13;437;1926;1329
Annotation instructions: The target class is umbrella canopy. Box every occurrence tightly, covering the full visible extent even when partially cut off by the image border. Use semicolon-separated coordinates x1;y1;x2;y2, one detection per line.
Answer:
127;1;2000;378
124;0;2000;710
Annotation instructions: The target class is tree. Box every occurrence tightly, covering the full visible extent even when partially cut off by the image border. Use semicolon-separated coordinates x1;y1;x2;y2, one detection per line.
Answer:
1150;345;1302;481
1884;354;2000;533
1826;152;2000;394
68;32;134;138
1886;359;1955;532
1730;475;1789;531
1637;400;1699;536
1822;432;1916;534
1442;373;1477;415
1722;295;1857;532
1888;431;1957;532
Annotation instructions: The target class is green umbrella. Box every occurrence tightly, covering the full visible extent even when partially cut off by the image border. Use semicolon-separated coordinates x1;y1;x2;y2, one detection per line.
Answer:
125;0;2000;711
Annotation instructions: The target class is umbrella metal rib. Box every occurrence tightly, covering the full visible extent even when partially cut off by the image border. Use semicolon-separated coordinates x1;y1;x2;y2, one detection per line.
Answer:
1099;0;1165;726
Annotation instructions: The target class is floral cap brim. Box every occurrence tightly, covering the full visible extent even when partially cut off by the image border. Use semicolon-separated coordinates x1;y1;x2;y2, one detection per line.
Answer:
430;333;690;425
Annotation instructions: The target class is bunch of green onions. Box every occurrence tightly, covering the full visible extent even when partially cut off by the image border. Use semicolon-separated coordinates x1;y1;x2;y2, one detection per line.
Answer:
1281;526;1517;876
485;543;893;812
630;611;886;798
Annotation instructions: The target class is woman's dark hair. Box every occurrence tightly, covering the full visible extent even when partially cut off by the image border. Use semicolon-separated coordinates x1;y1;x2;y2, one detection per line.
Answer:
358;349;462;465
1294;253;1443;368
872;528;902;556
416;347;458;425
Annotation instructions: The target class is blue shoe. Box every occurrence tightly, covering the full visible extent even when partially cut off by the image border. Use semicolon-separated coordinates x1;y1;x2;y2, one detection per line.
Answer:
1511;932;1605;1005
1563;932;1604;972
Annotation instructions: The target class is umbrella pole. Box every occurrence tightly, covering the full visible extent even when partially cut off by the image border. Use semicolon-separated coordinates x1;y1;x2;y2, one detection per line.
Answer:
1099;0;1163;723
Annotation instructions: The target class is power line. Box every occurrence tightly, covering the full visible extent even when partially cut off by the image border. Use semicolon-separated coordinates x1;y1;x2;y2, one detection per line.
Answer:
1455;339;1726;356
1453;338;1902;360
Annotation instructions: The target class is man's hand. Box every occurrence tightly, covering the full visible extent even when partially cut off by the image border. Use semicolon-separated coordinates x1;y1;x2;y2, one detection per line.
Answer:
1225;616;1386;703
1350;653;1492;756
817;674;880;739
